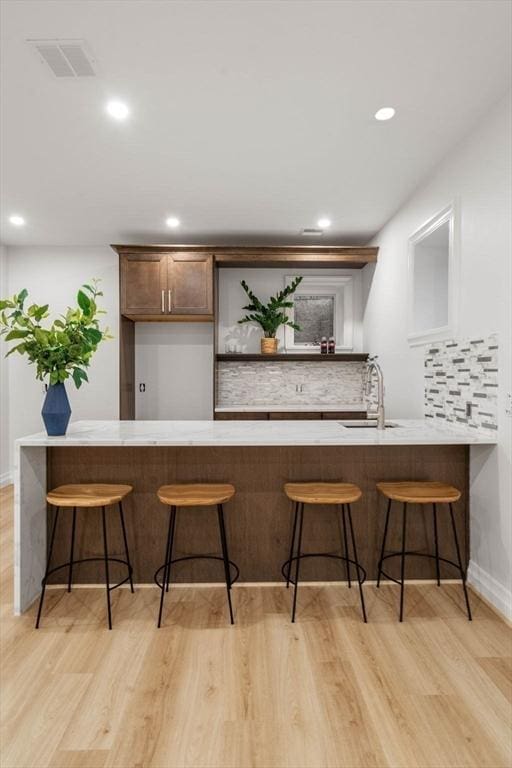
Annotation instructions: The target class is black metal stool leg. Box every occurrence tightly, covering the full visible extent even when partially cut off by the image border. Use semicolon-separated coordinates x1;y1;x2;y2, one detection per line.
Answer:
217;504;235;624
399;502;408;622
346;503;367;623
101;505;113;630
291;503;305;623
118;501;134;593
157;506;176;628
286;501;299;588
432;502;441;586
448;502;472;621
67;506;77;593
165;506;177;593
340;504;352;588
377;498;392;587
217;504;232;590
35;506;60;629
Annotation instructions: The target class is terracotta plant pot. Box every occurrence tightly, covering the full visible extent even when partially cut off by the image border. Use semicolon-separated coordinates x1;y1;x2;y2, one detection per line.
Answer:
261;337;278;355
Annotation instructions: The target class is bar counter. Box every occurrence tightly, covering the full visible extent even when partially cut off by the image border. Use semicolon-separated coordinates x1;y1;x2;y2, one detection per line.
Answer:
15;419;496;613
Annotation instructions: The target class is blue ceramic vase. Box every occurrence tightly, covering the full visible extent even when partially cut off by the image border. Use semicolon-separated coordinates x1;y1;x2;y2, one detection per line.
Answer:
41;383;71;436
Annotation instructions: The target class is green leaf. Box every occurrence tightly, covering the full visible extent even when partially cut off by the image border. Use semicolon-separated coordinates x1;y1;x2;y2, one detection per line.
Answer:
77;290;91;313
18;288;28;305
5;342;25;357
72;367;88;388
34;328;49;346
34;304;49;321
84;327;102;344
5;329;30;341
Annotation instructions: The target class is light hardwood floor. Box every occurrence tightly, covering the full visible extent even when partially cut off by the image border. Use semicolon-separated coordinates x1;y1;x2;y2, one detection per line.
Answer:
0;484;511;768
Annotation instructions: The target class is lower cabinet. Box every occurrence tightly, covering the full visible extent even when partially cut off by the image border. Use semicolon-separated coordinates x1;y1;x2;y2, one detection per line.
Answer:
215;412;269;420
215;411;367;420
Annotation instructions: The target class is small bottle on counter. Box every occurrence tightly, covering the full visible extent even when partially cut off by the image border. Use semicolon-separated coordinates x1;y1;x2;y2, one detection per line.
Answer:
320;336;328;354
328;336;336;354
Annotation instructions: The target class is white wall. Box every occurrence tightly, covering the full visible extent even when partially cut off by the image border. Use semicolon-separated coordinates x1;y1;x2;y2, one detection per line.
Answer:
2;246;119;476
364;92;512;616
135;324;213;419
218;267;364;353
0;245;10;484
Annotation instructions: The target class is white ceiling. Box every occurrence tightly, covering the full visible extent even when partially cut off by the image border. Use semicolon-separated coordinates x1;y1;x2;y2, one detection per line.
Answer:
1;0;511;247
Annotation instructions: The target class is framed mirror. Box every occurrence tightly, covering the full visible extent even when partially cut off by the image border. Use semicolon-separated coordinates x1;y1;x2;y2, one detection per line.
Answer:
407;203;458;345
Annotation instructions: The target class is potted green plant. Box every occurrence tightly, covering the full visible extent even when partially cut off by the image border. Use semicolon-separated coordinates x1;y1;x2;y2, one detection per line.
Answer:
238;276;303;354
0;279;111;436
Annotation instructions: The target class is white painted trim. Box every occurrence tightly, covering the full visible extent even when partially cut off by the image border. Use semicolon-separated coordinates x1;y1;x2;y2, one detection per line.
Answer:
407;201;460;346
0;471;12;487
467;559;512;621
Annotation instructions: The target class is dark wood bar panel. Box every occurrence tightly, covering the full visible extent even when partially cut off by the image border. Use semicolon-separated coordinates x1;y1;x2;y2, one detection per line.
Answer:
47;444;469;585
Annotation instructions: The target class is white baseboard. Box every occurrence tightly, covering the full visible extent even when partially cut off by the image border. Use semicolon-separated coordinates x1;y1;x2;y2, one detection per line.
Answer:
468;560;512;621
0;471;12;487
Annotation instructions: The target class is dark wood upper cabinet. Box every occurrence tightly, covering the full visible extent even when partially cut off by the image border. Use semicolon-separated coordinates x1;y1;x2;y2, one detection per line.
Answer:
119;250;213;321
168;252;213;315
120;252;167;317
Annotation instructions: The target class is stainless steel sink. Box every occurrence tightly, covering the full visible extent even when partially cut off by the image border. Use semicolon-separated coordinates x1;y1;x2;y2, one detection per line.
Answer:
338;420;400;429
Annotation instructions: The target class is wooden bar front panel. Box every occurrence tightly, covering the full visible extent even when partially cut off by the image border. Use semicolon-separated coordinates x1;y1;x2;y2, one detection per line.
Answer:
47;445;469;585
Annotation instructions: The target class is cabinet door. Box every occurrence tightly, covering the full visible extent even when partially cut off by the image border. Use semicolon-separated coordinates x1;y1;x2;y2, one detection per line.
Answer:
322;411;367;420
215;412;269;420
121;253;167;316
168;252;213;315
268;412;321;420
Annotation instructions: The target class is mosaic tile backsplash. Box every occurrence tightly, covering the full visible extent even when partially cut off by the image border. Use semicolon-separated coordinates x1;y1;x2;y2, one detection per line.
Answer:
424;334;498;432
217;360;367;407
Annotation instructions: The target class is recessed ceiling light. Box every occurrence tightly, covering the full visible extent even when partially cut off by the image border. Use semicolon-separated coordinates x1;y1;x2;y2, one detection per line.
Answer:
9;214;25;226
166;216;180;228
375;107;396;121
317;217;331;229
106;100;130;121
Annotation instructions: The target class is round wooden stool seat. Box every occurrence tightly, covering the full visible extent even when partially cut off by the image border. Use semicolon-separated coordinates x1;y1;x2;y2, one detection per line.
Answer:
157;483;235;507
376;481;461;504
284;482;362;505
46;483;133;508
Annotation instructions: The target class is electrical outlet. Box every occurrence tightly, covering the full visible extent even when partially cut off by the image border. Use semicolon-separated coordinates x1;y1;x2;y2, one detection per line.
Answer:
139;383;146;393
465;401;472;418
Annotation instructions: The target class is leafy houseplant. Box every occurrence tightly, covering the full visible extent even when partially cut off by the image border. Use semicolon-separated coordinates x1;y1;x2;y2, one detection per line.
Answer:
238;276;303;354
0;280;110;435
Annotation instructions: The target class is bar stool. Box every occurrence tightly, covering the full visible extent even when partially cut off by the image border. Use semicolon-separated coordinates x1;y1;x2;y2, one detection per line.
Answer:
282;482;367;623
155;483;239;628
376;481;472;621
36;484;134;630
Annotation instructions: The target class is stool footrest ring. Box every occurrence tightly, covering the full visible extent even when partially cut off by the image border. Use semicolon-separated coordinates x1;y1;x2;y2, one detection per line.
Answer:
42;557;133;592
378;550;466;587
281;552;367;587
154;555;240;590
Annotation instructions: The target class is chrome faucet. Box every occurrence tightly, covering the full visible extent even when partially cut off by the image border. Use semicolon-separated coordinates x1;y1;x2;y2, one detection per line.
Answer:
365;356;385;430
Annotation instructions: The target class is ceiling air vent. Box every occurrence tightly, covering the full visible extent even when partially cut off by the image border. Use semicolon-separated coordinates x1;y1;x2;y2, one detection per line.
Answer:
27;39;96;78
302;228;323;236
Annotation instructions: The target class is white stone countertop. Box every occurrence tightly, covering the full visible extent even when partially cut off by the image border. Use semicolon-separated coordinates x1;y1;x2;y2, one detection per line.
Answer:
16;419;498;447
214;403;367;412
